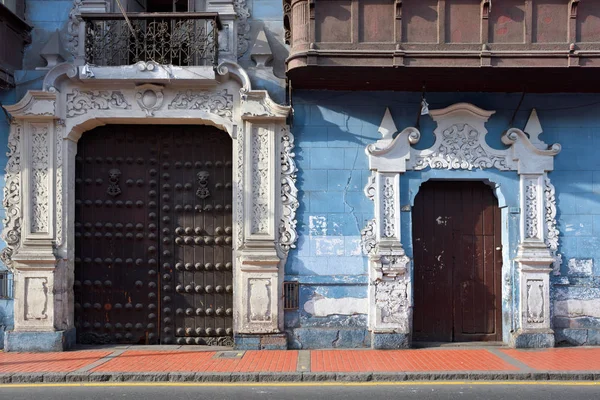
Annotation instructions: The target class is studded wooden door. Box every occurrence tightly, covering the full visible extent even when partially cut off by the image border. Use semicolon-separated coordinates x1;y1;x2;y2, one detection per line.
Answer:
412;181;502;343
74;125;233;345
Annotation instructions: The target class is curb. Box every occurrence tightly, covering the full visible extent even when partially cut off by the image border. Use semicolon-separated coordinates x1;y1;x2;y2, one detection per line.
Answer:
2;371;600;384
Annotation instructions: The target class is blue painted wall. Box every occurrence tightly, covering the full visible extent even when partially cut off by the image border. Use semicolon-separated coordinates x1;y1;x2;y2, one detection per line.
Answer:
286;90;600;348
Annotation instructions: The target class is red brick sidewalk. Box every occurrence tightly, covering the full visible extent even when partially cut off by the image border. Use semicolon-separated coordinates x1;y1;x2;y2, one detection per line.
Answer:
2;347;600;375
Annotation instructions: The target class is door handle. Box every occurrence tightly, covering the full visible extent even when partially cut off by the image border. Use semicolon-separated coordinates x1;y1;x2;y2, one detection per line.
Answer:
496;247;501;251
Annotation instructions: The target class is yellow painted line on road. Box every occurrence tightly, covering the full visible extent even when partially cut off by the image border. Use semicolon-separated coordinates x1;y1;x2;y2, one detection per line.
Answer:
1;381;600;389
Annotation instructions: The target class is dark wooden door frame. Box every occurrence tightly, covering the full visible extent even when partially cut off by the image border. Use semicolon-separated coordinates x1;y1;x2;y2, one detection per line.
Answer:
412;180;503;343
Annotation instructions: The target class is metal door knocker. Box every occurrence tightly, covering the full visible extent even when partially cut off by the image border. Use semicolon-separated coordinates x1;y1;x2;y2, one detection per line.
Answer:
196;171;210;199
106;168;122;197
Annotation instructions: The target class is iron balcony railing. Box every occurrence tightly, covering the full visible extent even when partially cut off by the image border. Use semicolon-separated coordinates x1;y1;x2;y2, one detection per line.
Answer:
82;12;222;67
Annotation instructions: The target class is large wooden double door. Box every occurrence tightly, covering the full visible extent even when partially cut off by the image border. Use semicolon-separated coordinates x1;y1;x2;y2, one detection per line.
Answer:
74;125;233;345
412;181;502;342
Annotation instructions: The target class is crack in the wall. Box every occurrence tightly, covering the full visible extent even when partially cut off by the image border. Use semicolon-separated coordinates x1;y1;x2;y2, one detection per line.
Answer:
343;147;361;234
332;330;341;347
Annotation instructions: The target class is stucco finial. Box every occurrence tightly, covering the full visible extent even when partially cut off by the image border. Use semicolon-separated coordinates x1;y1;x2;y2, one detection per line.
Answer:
250;29;273;68
39;30;68;70
378;108;397;140
524;108;547;150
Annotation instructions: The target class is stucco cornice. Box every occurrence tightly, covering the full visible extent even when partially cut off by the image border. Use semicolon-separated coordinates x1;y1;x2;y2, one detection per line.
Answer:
4;91;57;119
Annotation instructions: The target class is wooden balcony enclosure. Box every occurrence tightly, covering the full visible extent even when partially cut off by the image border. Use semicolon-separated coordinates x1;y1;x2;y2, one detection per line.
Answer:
284;0;600;92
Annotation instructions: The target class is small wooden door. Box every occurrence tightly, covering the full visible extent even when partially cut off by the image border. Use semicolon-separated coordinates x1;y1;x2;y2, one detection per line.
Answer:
412;181;502;342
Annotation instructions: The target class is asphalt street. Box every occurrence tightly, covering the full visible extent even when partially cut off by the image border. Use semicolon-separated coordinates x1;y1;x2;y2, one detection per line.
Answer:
1;382;600;400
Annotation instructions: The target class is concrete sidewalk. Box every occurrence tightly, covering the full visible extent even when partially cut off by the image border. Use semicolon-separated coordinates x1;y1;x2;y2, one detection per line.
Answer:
2;346;600;384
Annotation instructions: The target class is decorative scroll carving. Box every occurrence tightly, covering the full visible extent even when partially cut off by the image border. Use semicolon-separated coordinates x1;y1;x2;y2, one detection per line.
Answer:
526;279;544;323
31;125;50;233
248;278;271;322
235;128;244;249
382;177;395;238
251;127;270;234
168;89;233;119
66;89;130;117
196;171;211;199
1;123;23;270
55;121;64;247
364;172;376;201
66;0;82;57
234;0;251;58
283;0;292;45
106;169;122;197
24;277;49;320
545;177;562;275
525;179;538;239
279;128;298;252
413;124;509;171
361;219;376;255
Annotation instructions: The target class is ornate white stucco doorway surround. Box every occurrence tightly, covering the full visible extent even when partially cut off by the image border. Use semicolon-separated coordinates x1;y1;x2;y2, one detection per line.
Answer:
1;61;297;351
362;103;561;349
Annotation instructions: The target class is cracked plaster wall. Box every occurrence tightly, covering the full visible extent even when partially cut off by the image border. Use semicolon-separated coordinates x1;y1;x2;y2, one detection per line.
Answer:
287;90;600;348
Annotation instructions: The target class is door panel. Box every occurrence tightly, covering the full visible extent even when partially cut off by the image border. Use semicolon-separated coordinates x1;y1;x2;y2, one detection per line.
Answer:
160;129;233;345
412;181;502;342
74;125;233;345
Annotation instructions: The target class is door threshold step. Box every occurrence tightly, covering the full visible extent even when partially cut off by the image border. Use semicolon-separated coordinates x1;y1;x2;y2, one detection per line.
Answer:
412;341;507;349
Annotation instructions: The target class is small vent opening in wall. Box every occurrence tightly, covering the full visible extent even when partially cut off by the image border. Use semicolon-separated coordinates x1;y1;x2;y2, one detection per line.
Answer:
283;281;299;310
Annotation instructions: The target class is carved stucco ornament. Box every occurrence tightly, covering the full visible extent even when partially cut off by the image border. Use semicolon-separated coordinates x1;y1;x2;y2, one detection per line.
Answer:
360;219;376;256
364;103;562;344
279;127;299;253
545;178;562;275
135;84;164;117
234;0;251;58
66;89;131;117
0;121;23;270
168;89;233;119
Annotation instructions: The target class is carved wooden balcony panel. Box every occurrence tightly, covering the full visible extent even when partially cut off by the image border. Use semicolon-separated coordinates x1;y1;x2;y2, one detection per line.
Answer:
82;13;221;67
0;3;31;88
285;0;600;91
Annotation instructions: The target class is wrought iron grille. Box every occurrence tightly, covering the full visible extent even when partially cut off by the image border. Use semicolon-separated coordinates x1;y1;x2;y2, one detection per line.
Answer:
82;13;221;67
283;281;299;310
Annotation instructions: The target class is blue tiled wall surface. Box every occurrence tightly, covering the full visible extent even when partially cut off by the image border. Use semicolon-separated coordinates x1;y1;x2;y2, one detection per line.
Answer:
287;90;600;348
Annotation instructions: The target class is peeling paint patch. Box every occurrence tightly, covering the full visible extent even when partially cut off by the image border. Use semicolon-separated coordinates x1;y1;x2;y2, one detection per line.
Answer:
309;216;327;236
345;237;362;256
314;237;345;256
567;258;593;277
555;299;600;318
304;296;367;317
